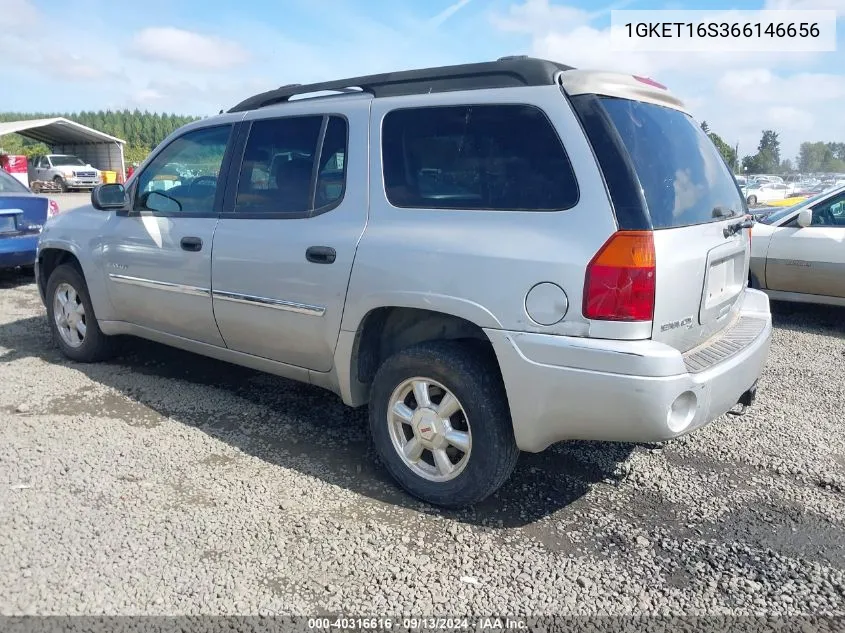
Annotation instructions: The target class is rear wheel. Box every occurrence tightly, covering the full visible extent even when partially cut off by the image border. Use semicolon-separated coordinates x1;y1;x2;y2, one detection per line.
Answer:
369;340;519;507
46;264;113;362
747;195;757;206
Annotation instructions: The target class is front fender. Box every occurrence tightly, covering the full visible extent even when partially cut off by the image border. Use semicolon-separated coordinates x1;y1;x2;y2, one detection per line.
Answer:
38;214;114;321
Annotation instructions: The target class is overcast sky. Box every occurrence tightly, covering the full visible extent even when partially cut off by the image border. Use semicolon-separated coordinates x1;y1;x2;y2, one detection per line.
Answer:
1;0;843;161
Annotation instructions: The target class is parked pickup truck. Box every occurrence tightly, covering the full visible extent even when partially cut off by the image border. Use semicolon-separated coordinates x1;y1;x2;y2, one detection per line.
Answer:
30;154;101;192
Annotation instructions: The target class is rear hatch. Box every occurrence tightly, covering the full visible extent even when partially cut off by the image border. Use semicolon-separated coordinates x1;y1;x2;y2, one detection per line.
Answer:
566;72;750;353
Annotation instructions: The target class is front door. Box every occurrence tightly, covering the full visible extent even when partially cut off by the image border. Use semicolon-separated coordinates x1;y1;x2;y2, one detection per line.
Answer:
102;124;235;345
766;190;845;298
211;102;369;372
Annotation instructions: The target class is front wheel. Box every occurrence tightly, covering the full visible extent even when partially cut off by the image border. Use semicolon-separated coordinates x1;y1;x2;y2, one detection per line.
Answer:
45;264;113;362
53;175;68;193
747;195;757;206
369;340;519;507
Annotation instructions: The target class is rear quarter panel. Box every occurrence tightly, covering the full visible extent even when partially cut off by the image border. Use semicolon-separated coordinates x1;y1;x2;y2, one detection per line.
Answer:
341;85;619;336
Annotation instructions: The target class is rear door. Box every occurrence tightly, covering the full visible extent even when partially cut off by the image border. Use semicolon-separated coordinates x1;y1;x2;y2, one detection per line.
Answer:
766;190;845;298
568;83;751;353
210;98;369;372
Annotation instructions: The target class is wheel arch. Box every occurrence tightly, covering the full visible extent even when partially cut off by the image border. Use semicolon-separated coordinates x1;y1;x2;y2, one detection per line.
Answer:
336;305;503;408
37;244;112;320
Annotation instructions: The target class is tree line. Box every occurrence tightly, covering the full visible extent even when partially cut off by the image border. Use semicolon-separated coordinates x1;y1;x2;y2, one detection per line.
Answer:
702;120;845;175
2;109;842;176
0;110;200;164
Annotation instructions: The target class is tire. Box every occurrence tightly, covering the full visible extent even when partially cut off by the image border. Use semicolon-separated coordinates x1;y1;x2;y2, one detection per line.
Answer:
45;263;113;362
369;340;519;507
747;195;757;206
53;175;68;193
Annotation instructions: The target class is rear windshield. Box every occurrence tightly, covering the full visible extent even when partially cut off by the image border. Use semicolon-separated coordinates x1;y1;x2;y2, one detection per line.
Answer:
599;97;745;229
0;169;30;193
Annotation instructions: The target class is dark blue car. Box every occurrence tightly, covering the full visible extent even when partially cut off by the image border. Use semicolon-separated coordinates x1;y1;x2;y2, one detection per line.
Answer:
0;169;59;271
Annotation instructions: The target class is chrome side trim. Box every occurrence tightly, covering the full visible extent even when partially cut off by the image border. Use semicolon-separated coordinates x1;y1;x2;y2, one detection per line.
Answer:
108;274;211;297
212;290;326;317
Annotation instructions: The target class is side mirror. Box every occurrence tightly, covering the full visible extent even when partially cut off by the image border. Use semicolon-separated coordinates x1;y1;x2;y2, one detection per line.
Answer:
797;208;813;228
91;183;127;210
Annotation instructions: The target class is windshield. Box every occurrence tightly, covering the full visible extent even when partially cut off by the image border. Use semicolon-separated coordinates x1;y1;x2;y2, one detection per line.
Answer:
50;155;86;166
599;97;745;229
0;169;31;193
758;186;845;224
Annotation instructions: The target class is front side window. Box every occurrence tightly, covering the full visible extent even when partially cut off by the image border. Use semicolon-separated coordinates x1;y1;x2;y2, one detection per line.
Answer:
136;125;232;214
234;115;348;216
811;191;845;227
382;104;578;211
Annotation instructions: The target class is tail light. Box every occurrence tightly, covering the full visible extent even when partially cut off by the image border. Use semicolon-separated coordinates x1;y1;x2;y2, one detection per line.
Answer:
48;200;60;217
583;231;656;321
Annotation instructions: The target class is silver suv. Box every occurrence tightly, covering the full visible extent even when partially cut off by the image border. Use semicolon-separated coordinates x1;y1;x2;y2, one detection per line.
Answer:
36;57;772;507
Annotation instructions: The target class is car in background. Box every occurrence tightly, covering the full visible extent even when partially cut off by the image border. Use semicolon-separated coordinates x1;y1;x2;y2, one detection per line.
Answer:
750;185;845;307
743;181;788;206
30;154;101;192
0;168;60;271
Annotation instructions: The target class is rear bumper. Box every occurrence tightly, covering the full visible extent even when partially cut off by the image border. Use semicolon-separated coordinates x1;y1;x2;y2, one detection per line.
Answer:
486;289;773;452
0;235;38;269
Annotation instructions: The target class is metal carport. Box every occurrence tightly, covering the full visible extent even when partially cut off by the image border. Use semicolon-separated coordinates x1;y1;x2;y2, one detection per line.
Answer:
0;117;126;182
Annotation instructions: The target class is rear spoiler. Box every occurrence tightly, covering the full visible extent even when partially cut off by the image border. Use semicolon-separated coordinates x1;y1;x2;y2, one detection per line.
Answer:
559;70;689;114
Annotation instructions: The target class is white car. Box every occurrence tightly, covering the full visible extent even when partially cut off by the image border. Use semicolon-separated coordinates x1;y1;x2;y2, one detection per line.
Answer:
743;182;788;206
750;186;845;307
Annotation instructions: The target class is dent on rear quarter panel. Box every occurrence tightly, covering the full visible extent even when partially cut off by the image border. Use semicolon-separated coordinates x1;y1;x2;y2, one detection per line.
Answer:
38;208;115;321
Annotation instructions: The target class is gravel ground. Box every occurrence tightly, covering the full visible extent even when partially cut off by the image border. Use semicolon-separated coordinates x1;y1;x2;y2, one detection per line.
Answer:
0;272;843;617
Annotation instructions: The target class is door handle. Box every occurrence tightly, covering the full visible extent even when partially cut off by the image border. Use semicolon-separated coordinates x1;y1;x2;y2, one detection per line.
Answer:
180;236;203;252
306;246;336;264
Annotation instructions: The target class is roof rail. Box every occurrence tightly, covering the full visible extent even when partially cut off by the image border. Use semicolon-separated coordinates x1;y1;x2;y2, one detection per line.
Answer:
228;56;574;113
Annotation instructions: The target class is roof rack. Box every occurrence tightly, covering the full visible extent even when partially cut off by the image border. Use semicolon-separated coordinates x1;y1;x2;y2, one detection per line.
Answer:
228;56;575;113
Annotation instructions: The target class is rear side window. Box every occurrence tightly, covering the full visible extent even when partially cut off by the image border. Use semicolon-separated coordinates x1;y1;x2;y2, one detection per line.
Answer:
382;104;578;211
235;115;348;216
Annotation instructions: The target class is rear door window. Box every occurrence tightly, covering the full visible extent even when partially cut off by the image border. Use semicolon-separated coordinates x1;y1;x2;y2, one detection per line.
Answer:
234;115;349;216
597;98;744;229
381;104;578;211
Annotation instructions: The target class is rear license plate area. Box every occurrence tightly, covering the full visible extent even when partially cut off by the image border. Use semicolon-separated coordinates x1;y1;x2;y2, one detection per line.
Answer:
704;256;739;307
700;243;747;324
0;216;19;234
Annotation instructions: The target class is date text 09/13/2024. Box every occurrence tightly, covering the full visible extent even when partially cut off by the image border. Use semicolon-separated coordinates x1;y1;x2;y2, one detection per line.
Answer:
307;617;528;631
